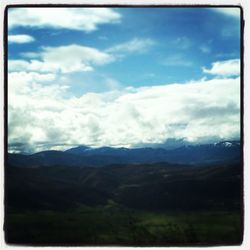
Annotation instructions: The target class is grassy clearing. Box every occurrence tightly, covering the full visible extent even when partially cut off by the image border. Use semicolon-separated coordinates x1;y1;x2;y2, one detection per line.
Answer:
5;206;242;246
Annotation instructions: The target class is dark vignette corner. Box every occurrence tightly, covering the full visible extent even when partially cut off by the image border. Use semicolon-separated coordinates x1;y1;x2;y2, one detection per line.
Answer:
3;4;8;244
3;3;244;246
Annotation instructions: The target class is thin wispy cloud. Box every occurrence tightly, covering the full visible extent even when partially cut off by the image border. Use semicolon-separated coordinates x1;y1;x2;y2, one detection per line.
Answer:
20;52;40;59
173;37;192;50
212;8;240;19
200;45;211;54
211;8;240;38
106;38;155;55
162;54;193;67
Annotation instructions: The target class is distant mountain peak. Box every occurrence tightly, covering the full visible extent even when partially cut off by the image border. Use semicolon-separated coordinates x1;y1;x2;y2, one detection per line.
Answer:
64;145;90;154
213;141;240;148
8;140;240;168
223;142;233;147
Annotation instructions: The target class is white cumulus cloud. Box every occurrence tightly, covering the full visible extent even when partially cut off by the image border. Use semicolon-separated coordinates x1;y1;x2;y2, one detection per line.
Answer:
8;8;121;32
202;59;240;77
8;70;240;152
8;34;35;43
9;44;114;74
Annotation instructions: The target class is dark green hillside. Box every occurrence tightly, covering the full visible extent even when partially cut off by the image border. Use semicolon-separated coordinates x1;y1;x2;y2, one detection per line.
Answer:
6;162;241;212
5;161;242;245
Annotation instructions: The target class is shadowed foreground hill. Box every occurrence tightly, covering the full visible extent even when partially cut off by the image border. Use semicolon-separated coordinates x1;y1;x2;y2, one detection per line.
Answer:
5;161;242;246
6;162;241;211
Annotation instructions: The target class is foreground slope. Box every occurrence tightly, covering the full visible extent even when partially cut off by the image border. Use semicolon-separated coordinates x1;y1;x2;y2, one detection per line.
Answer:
5;161;242;245
6;161;241;211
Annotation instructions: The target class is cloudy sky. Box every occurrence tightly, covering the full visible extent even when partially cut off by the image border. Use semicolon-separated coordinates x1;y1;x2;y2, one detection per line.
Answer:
8;7;241;153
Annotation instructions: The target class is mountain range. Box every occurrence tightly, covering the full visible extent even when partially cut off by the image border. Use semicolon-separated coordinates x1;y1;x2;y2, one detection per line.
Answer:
8;141;241;168
6;141;242;245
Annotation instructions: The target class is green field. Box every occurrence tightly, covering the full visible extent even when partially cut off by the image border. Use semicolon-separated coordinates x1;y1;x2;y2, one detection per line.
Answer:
5;205;242;246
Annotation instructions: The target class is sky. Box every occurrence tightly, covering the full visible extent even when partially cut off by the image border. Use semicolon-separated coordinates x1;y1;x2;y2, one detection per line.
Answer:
7;7;241;153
